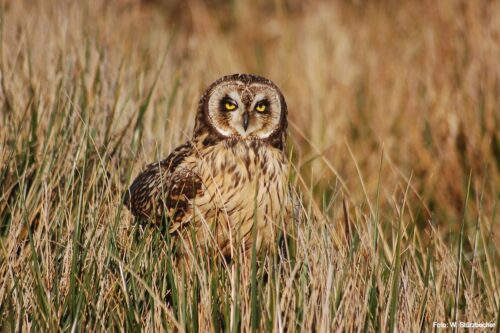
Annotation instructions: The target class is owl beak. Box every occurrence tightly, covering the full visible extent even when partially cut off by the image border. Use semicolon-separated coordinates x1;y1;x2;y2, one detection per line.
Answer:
242;112;249;131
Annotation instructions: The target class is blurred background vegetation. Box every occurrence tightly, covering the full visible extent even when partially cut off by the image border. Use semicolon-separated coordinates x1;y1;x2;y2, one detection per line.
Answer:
3;0;497;236
0;0;498;331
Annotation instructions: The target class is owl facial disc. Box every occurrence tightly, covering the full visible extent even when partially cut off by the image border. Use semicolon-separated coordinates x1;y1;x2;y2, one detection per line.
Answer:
202;75;286;140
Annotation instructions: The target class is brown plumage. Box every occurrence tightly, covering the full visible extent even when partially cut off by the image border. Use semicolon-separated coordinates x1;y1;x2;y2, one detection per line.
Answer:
124;74;291;256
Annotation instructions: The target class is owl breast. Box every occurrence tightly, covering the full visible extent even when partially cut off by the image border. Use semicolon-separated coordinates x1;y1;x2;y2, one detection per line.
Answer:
181;140;290;255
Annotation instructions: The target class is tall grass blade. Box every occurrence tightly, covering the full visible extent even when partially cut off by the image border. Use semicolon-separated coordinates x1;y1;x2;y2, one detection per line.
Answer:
388;174;412;332
250;177;260;332
452;172;472;332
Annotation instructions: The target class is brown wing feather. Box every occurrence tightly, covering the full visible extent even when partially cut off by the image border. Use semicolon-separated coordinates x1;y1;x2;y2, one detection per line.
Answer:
123;142;203;223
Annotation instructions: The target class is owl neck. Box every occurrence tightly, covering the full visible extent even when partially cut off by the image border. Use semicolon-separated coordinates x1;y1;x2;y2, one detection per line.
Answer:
193;130;286;152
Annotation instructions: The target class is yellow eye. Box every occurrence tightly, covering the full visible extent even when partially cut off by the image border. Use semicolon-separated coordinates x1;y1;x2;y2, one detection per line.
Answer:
256;104;266;112
225;102;236;111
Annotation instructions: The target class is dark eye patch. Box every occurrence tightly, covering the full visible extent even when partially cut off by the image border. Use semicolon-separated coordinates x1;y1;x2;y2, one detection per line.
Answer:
220;96;238;112
254;99;270;113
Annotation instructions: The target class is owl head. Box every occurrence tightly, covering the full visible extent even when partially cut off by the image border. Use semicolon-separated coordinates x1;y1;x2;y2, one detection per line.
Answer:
193;74;288;150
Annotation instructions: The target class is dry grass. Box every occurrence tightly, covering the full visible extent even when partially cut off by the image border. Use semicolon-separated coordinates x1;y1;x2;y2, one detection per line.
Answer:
0;0;499;331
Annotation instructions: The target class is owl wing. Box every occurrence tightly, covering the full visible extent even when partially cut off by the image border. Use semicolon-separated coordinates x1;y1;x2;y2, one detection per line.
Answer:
123;142;203;225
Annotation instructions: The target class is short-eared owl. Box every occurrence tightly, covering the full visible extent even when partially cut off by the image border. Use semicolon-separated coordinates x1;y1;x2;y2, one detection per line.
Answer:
124;74;291;256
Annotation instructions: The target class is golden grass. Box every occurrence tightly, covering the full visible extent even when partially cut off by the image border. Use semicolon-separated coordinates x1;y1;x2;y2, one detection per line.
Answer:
0;0;498;331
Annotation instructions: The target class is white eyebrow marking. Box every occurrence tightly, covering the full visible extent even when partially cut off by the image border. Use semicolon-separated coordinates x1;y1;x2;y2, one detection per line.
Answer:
228;91;241;104
252;93;266;107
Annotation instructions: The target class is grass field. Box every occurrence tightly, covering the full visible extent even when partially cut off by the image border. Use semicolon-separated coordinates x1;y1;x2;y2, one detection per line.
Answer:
0;0;499;331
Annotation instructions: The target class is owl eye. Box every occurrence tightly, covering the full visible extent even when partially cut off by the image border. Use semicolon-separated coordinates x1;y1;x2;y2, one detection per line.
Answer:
223;101;237;111
255;102;267;112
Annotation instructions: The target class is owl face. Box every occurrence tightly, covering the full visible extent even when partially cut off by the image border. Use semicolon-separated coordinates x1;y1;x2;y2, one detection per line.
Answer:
194;74;287;145
206;81;283;139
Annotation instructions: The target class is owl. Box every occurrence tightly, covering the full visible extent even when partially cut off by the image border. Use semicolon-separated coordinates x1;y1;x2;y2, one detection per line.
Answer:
124;74;291;257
